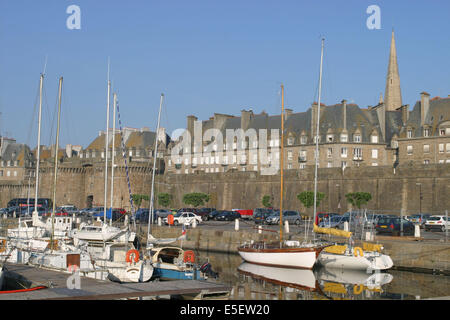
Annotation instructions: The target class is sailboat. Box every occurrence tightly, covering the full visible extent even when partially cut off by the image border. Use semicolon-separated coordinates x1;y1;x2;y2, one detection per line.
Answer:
238;81;327;269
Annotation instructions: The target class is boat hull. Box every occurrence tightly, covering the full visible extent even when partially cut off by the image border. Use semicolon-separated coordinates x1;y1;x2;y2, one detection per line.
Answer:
152;262;203;280
238;247;321;269
318;252;393;271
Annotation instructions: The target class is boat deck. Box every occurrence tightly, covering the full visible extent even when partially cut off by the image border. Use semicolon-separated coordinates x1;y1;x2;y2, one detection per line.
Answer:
0;263;230;300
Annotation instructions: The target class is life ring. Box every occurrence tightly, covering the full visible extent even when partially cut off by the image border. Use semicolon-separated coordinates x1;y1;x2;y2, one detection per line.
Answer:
353;247;364;257
183;250;195;263
126;249;140;264
0;239;6;253
353;284;364;295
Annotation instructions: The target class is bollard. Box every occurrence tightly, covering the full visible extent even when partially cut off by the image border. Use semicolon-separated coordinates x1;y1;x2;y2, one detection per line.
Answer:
158;216;162;226
344;221;349;232
284;220;289;234
414;224;421;238
192;218;197;228
365;231;373;241
235;219;239;231
258;225;262;234
124;214;129;226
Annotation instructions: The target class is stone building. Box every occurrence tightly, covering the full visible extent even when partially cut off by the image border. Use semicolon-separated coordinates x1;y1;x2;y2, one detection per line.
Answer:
397;93;450;165
0;137;34;181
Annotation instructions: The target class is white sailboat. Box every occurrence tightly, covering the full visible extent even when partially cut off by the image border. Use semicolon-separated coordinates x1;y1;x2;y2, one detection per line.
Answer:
238;81;327;269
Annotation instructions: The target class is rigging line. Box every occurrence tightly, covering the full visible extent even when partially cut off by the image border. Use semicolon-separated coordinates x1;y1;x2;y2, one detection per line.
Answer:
115;100;136;217
25;82;41;147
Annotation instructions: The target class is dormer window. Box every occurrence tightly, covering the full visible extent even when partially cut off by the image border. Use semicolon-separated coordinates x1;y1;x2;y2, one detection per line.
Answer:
407;129;413;138
424;128;430;137
340;134;348;142
326;134;334;143
287;137;294;146
353;134;361;143
300;136;307;144
371;135;378;143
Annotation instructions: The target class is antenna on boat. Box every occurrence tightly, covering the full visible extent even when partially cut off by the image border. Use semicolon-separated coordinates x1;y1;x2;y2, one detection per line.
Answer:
313;38;325;240
147;93;164;247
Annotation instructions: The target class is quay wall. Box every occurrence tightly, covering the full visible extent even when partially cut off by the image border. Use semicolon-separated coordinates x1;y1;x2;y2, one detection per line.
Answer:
146;226;450;274
0;162;449;216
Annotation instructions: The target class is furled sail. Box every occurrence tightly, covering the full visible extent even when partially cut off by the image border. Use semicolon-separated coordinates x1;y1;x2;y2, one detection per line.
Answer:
313;225;352;238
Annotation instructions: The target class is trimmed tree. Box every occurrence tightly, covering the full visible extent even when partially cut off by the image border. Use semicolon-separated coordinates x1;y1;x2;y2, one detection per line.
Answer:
345;192;372;209
296;191;325;209
182;192;210;207
157;193;172;208
262;195;272;208
131;194;149;209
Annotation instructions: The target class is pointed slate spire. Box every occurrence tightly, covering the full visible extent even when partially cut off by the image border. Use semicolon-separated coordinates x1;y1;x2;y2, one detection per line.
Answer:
384;29;402;111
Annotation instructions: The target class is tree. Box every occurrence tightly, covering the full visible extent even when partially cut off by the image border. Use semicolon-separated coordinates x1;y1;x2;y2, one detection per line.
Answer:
131;194;149;209
345;192;372;209
297;191;325;209
262;195;272;208
182;192;210;207
157;193;172;207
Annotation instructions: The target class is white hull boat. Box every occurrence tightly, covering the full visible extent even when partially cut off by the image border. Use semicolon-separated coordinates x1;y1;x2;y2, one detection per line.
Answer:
317;244;393;272
238;241;326;269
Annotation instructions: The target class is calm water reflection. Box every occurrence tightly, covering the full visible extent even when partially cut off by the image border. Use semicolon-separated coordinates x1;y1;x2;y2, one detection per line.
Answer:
198;251;450;300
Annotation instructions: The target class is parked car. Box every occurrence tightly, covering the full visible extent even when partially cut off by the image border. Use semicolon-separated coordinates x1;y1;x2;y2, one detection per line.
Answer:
196;208;216;218
214;211;241;221
164;212;202;226
253;208;276;224
424;215;449;232
58;205;78;214
177;208;200;215
318;215;349;229
410;213;432;228
316;212;340;225
375;217;414;236
133;208;158;223
93;208;123;221
203;210;225;221
86;207;104;217
265;210;302;225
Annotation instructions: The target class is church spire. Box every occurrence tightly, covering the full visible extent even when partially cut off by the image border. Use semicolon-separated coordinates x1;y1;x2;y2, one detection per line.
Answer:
384;29;402;111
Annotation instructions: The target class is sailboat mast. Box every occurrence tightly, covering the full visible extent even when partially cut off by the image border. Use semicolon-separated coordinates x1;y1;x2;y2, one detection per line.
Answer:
313;38;325;237
33;74;44;224
50;77;63;248
279;84;284;244
147;93;164;242
110;93;117;226
104;72;111;224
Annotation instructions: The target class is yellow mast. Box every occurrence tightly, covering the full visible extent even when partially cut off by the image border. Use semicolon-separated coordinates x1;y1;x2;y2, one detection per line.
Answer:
279;84;284;245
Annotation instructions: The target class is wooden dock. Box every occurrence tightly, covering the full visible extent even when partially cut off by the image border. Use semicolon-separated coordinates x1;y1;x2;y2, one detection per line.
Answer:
0;263;231;300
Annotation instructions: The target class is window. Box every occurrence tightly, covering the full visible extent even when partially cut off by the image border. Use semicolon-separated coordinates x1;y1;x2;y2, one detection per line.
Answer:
0;170;3;177
439;143;444;153
341;147;347;158
424;128;430;137
341;161;347;169
300;163;306;169
184;158;189;165
372;149;378;159
287;137;294;145
313;135;321;143
287;151;293;161
407;145;413;155
299;150;307;161
287;163;293;169
353;134;361;143
447;143;450;153
440;129;445;136
300;136;307;144
327;134;334;143
353;148;362;158
424;160;430;165
340;134;348;142
7;171;10;177
327;148;333;158
327;162;332;168
371;135;378;143
423;144;430;153
407;130;413;138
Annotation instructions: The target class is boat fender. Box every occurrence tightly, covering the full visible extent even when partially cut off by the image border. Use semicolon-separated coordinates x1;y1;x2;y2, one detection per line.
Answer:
126;249;140;264
353;284;364;295
353;247;364;257
183;250;195;263
0;239;6;252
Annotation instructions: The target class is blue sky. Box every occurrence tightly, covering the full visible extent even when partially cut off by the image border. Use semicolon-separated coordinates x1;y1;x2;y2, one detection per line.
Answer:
0;0;449;148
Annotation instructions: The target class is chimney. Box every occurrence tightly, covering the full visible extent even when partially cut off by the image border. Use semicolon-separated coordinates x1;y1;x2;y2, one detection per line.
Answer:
284;108;293;121
420;92;430;126
187;115;198;138
401;104;409;124
342;99;347;131
241;109;253;131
